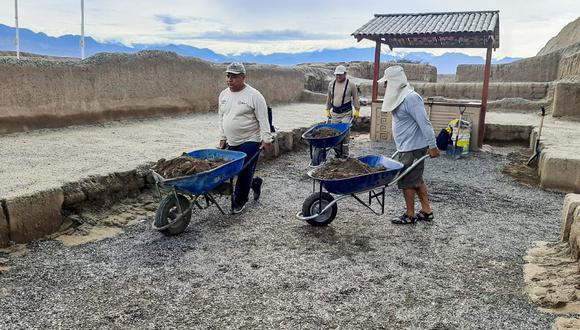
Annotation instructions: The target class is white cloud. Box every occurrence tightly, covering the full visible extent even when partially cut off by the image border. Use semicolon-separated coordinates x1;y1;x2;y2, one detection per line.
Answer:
0;0;578;58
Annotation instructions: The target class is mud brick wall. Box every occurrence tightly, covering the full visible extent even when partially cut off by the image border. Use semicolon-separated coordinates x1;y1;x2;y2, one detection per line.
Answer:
456;52;561;82
558;51;580;79
553;82;580;118
358;81;551;101
0;51;305;134
346;62;437;82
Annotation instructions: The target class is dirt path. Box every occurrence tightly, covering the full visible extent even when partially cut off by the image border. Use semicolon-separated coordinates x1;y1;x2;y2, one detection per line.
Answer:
0;138;564;329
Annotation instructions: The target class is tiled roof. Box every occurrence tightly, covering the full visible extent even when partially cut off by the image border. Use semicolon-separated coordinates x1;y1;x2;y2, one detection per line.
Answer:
353;11;499;48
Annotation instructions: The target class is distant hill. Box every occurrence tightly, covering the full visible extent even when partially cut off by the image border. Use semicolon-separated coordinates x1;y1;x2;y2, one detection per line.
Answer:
537;16;580;56
0;24;520;74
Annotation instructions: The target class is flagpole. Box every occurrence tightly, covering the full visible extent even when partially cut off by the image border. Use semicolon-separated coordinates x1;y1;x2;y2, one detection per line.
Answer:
15;0;19;59
80;0;85;59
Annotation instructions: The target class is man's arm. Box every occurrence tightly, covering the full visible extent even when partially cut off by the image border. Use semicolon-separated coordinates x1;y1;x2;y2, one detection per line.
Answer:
407;94;437;150
218;92;227;148
351;82;361;111
325;81;333;118
253;92;273;146
351;82;361;120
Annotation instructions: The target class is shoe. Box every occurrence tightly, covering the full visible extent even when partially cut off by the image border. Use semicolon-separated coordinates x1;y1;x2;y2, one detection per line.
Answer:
391;213;417;224
231;202;246;214
416;210;434;222
252;177;263;201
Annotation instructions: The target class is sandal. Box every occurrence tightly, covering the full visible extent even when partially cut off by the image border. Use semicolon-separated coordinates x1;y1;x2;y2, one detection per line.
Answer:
416;211;434;222
391;213;417;224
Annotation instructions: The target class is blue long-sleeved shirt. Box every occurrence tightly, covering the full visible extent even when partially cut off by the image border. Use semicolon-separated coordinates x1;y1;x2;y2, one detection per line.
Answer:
391;92;437;152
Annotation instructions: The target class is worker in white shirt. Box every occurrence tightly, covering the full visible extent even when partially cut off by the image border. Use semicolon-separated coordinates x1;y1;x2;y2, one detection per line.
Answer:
218;62;272;214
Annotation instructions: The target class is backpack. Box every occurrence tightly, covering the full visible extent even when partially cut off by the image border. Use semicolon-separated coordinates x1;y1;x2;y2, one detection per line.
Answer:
267;106;275;133
436;129;452;150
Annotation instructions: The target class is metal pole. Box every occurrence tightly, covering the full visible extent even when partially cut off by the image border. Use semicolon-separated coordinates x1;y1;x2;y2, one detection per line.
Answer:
372;40;381;102
478;43;493;148
15;0;19;59
80;0;85;59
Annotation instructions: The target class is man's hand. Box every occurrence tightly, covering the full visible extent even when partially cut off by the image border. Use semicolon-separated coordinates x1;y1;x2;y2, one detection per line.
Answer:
427;147;440;158
261;141;272;150
218;139;227;149
353;109;360;121
325;109;331;119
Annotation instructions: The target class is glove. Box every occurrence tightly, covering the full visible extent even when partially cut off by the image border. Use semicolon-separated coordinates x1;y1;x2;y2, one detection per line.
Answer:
353;109;360;120
325;109;331;119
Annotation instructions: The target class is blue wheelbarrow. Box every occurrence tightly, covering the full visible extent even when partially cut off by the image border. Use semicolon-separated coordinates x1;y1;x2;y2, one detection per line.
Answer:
296;151;429;226
302;121;352;167
150;149;256;236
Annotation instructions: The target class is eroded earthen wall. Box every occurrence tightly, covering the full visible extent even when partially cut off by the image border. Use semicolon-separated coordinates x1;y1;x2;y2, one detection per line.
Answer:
456;52;561;82
0;51;305;134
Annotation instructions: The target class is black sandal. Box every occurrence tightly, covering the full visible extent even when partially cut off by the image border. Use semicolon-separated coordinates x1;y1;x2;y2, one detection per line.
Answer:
391;214;417;224
416;211;434;222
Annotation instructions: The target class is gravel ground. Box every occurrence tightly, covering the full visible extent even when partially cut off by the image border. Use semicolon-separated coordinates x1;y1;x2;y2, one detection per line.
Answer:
0;103;371;199
0;136;565;329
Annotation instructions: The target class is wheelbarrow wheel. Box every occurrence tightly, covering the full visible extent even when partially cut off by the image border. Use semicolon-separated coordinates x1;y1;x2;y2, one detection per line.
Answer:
154;193;192;236
302;192;337;226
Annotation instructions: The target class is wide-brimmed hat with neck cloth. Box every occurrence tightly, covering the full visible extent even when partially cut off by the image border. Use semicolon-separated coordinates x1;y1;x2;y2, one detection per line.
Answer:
378;66;414;112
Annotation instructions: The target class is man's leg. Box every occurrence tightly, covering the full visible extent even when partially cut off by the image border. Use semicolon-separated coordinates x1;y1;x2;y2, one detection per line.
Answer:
416;183;433;214
311;146;326;166
403;188;416;217
392;148;426;224
229;142;260;208
332;111;352;158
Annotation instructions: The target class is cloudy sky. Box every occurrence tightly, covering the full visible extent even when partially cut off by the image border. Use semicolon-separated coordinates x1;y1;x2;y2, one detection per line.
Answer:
1;0;578;59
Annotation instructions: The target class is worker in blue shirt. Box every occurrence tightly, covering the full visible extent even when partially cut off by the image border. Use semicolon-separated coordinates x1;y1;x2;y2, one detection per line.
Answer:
378;66;440;224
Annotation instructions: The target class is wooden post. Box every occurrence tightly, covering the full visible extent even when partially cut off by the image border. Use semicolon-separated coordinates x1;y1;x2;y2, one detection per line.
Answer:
372;40;381;101
478;44;493;148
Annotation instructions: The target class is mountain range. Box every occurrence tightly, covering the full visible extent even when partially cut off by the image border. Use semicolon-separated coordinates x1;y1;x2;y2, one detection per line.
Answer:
0;24;520;74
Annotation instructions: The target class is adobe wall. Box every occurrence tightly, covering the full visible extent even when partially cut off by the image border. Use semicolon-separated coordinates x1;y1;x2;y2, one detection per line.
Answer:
553;81;580;118
358;81;551;101
346;62;437;82
297;62;437;94
0;51;305;134
558;51;580;79
456;52;561;82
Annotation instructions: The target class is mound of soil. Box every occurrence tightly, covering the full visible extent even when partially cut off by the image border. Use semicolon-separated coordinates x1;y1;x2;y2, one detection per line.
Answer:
309;127;341;138
312;158;385;179
154;155;228;179
501;149;540;187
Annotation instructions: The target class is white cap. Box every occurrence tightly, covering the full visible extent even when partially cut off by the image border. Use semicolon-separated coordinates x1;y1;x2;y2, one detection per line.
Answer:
225;62;246;75
334;65;347;75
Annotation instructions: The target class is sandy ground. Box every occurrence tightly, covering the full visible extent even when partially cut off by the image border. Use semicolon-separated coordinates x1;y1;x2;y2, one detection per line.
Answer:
0;103;370;199
0;136;566;329
524;241;580;314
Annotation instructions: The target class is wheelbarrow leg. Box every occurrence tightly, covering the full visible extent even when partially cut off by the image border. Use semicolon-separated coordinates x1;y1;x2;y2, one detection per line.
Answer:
206;192;226;215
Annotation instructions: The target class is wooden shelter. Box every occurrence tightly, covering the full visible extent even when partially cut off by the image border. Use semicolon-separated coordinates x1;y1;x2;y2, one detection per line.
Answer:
352;11;500;147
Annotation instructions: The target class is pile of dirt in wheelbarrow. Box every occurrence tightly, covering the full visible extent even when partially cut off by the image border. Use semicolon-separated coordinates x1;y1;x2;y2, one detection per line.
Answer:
312;158;385;179
308;127;341;138
153;155;228;179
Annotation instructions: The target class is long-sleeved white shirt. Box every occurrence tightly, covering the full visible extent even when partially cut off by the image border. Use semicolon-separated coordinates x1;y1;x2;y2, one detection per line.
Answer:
218;84;273;147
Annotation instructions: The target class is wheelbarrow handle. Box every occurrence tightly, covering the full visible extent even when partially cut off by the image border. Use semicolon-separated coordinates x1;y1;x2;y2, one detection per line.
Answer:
388;154;430;187
325;116;355;125
239;147;263;172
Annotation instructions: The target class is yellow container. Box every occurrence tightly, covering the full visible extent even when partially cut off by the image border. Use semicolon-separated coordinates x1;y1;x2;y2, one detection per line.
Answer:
450;119;471;155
